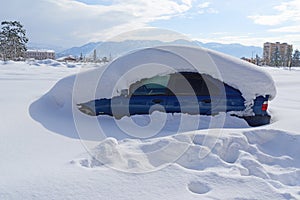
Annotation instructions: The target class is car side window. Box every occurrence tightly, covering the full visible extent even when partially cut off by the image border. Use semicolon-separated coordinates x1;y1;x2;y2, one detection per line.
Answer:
167;72;221;96
201;75;221;96
132;85;148;95
129;72;222;96
130;75;170;96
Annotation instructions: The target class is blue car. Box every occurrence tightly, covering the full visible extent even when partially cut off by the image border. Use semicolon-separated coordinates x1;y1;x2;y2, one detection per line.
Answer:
77;72;270;127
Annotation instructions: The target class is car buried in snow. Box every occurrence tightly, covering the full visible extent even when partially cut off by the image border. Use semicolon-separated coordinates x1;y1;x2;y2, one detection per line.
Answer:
76;45;276;127
77;71;271;126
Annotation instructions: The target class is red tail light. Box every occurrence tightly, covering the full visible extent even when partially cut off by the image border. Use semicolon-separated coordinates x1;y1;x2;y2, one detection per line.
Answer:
262;101;268;111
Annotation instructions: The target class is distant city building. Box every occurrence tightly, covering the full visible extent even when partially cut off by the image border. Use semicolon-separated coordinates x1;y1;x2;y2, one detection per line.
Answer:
263;42;293;66
25;49;55;60
56;55;76;62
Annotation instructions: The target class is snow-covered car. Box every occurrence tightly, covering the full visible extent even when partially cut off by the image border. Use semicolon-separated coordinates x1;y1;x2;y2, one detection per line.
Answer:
78;71;270;126
76;45;276;127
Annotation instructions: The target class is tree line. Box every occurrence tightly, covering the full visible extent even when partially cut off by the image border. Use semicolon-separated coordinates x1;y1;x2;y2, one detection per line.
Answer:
269;45;300;67
292;50;300;67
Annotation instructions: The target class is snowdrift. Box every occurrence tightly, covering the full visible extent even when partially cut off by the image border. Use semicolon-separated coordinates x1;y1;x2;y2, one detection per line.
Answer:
78;129;300;184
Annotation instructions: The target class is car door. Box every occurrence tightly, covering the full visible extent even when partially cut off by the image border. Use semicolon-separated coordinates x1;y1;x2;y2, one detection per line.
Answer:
128;77;170;115
166;72;212;115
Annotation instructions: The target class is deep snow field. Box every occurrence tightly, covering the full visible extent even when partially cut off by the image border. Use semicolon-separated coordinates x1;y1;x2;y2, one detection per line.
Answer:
1;59;300;200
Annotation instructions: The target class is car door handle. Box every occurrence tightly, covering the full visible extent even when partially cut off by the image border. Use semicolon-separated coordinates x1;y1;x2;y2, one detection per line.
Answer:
202;99;211;103
152;99;163;104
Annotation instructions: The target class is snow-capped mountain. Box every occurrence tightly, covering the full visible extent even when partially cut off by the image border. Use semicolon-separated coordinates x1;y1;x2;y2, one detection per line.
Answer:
57;42;102;58
196;41;263;58
27;42;65;53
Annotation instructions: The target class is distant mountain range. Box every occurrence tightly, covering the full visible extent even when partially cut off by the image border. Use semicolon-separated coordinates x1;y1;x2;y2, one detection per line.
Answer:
27;42;65;53
52;40;262;59
56;42;102;58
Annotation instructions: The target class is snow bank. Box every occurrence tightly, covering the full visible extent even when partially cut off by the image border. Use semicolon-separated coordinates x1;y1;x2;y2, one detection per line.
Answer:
25;59;82;68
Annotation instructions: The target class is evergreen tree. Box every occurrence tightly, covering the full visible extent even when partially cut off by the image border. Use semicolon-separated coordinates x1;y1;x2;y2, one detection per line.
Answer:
292;49;300;67
102;56;109;63
271;46;281;67
0;21;28;61
286;45;293;67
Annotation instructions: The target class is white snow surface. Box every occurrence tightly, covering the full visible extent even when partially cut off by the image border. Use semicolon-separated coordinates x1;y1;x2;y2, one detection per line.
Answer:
0;59;299;200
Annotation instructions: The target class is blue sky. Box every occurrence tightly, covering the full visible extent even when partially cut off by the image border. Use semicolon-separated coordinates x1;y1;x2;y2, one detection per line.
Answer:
1;0;299;50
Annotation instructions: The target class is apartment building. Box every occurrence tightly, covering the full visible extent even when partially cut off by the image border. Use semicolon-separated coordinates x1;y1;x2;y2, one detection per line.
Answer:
25;49;55;60
263;42;293;66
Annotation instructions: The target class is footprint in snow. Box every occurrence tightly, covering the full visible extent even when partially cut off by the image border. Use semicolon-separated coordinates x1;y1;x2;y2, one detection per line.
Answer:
188;181;211;194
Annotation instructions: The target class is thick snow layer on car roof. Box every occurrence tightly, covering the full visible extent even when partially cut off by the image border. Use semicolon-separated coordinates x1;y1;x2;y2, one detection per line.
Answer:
71;45;276;107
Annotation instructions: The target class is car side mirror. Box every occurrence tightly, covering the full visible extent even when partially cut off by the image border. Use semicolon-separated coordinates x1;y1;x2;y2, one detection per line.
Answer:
120;89;129;97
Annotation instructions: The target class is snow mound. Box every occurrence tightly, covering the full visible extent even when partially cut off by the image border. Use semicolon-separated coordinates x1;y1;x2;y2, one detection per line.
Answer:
25;59;81;68
77;129;300;191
